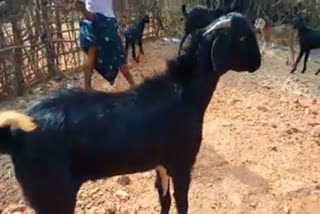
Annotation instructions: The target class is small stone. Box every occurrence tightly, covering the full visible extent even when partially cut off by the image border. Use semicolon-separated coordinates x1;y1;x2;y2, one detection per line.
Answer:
249;202;258;208
115;190;130;201
228;98;241;104
142;171;154;178
270;146;278;152
222;122;232;127
305;108;311;115
311;126;320;137
284;205;290;213
312;98;317;105
257;106;268;112
117;175;131;186
285;127;300;135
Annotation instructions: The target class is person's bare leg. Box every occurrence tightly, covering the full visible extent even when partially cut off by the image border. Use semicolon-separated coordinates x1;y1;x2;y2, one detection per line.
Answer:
120;64;135;86
84;46;96;90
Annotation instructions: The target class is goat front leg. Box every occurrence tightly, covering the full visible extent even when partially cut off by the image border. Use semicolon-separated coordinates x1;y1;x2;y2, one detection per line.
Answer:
172;171;191;214
290;51;304;74
316;69;320;75
17;169;79;214
155;166;172;214
261;41;268;55
301;49;310;73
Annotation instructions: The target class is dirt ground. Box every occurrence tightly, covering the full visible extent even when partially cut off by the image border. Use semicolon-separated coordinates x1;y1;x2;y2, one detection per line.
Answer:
0;39;319;214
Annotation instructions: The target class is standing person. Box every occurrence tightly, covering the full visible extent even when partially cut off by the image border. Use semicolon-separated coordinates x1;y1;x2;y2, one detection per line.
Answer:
79;0;135;90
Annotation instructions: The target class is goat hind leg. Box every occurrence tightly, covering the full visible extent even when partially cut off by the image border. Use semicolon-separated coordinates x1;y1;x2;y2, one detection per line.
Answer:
290;51;304;73
155;166;172;214
301;50;310;73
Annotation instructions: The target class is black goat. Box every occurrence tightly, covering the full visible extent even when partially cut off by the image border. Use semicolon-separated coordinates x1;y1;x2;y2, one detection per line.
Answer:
290;16;320;75
0;13;260;214
178;1;240;55
123;15;150;63
178;4;225;55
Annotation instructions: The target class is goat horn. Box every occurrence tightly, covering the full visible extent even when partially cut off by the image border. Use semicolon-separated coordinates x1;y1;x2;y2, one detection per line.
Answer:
203;19;231;36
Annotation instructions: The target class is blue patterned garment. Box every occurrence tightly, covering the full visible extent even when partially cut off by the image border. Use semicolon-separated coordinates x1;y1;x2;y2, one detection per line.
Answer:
79;13;127;85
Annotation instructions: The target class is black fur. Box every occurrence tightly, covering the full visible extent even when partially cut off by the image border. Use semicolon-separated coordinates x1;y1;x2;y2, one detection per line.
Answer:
0;13;260;214
290;16;320;75
124;15;150;62
179;1;240;55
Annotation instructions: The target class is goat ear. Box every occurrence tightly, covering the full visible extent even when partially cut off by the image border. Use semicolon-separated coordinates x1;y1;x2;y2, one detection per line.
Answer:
210;33;232;73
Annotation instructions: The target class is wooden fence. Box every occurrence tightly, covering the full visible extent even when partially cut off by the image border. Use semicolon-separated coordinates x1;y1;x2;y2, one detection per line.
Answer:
0;0;162;98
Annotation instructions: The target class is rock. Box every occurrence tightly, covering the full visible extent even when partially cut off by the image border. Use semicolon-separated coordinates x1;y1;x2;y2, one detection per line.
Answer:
284;205;291;213
117;175;131;186
305;108;311;115
285;127;300;135
257;106;268;112
312;98;317;105
89;187;100;195
115;190;130;201
222;122;232;127
142;171;154;178
270;146;278;152
4;205;28;214
311;126;320;137
228;98;241;104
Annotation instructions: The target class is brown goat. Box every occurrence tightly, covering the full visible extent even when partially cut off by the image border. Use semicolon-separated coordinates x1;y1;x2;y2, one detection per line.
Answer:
255;18;297;65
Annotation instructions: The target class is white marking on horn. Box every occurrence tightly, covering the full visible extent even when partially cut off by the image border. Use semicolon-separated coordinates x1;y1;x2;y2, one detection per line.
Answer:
156;165;170;197
203;19;232;36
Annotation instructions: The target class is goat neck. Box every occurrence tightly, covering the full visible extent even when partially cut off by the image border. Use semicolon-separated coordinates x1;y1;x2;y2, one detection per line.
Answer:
172;34;221;113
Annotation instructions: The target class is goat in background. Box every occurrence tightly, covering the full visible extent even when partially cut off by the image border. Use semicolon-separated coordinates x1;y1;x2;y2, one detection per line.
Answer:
123;15;150;63
290;16;320;75
254;17;297;65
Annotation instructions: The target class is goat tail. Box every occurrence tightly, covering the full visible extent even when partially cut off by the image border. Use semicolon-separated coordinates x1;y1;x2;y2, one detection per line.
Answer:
0;111;37;132
182;4;187;17
0;111;37;154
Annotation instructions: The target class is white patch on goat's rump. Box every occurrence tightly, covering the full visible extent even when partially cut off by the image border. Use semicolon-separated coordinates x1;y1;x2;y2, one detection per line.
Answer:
156;165;170;197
